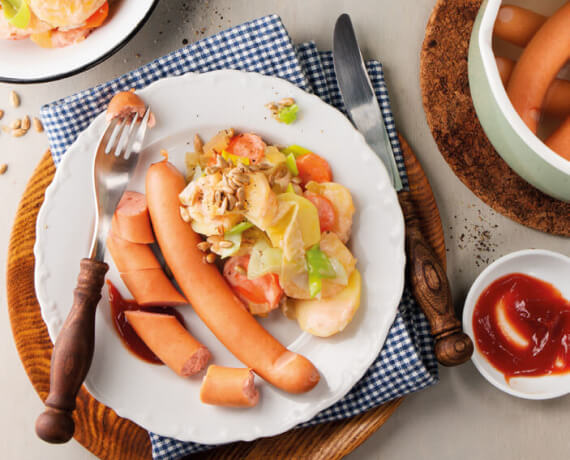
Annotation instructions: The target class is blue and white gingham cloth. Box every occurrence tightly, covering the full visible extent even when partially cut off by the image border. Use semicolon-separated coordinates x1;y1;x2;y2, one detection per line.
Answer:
40;15;438;460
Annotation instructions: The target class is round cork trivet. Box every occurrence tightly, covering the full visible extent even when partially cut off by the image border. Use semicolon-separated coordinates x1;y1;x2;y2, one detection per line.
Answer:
420;0;569;237
8;140;443;459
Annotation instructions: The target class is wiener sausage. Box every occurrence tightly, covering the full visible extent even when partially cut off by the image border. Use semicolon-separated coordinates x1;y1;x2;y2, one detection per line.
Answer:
507;3;570;132
106;91;156;128
124;310;210;376
146;159;319;394
494;5;546;47
545;117;570;161
120;269;187;307
496;56;570;119
200;365;259;407
112;191;155;244
107;233;160;272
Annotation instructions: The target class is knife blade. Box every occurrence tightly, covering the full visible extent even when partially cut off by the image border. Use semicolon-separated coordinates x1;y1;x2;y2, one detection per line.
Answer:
333;13;402;191
333;14;473;366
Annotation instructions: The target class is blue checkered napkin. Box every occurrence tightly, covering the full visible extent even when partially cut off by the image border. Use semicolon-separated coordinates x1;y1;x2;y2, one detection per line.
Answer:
39;15;438;460
41;15;310;165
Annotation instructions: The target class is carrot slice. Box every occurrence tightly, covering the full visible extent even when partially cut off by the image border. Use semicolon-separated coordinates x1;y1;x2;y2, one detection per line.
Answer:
226;133;266;164
296;153;333;185
304;191;336;232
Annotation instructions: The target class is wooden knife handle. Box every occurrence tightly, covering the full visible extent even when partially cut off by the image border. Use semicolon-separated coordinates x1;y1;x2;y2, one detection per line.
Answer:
35;258;108;444
398;191;473;366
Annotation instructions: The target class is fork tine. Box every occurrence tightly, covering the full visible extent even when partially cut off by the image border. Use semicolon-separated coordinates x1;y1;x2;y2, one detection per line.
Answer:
121;107;151;161
116;113;140;159
97;118;120;155
105;117;129;155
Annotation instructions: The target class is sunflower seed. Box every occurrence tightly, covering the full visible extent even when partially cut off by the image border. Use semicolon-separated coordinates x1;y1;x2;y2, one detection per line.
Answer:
214;189;223;206
10;119;21;130
33;117;44;132
12;128;26;137
227;193;237;211
21;115;30;131
0;163;7;175
197;241;211;252
207;235;222;245
291;176;302;184
236;186;246;203
194;134;204;154
206;253;217;264
9;91;20;108
279;97;295;107
219;240;234;248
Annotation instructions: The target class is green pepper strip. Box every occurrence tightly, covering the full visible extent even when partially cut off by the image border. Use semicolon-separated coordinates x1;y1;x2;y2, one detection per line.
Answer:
306;244;336;298
226;221;253;236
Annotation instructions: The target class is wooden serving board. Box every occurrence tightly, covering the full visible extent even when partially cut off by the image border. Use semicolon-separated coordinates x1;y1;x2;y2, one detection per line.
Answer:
420;0;569;237
7;136;445;460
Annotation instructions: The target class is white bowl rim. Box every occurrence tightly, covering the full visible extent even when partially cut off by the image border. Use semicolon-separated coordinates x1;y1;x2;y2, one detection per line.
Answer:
463;248;570;400
477;0;570;174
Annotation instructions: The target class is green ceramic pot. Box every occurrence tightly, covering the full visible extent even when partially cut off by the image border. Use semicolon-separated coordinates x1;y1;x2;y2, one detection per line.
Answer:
468;0;570;202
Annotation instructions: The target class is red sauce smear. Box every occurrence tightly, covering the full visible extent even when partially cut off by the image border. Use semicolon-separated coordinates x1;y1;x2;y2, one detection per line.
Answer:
473;273;570;382
107;281;186;364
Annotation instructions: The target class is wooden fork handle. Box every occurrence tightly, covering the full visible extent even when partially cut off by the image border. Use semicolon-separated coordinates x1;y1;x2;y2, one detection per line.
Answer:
398;192;473;366
36;258;108;444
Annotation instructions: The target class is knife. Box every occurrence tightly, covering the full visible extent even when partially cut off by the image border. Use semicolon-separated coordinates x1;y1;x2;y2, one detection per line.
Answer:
333;14;473;366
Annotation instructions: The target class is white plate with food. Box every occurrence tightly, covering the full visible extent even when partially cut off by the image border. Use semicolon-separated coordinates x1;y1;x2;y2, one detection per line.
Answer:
0;0;157;83
34;70;405;443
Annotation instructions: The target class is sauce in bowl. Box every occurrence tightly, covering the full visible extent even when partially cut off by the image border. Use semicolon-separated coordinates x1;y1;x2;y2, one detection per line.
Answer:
473;273;570;382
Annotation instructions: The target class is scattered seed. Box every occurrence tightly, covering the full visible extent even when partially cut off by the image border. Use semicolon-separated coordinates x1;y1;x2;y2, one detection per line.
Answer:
219;240;234;248
232;173;250;186
207;235;222;245
291;176;302;184
193;134;204;154
9;91;20;108
206;253;217;264
197;241;211;252
265;102;278;112
0;110;4;120
257;162;272;171
236;186;246;203
21;115;30;131
10;119;21;130
214;189;223;206
33;117;43;133
226;193;237;211
279;97;295;107
0;163;7;175
12;128;26;137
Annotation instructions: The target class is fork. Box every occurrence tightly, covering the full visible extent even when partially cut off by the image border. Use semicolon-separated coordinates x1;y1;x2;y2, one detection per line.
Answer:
35;108;151;444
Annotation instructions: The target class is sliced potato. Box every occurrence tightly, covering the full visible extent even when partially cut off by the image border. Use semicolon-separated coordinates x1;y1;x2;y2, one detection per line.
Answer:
306;181;355;243
203;128;234;157
293;269;361;337
243;172;278;230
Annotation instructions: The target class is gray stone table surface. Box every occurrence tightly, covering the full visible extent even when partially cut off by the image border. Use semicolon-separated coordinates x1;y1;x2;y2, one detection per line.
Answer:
0;1;568;459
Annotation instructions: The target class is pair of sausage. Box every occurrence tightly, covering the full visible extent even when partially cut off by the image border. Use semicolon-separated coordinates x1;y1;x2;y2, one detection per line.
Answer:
494;4;570;161
146;159;320;395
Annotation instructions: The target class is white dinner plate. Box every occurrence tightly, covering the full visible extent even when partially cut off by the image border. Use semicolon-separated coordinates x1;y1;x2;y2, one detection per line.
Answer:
0;0;157;83
34;70;405;443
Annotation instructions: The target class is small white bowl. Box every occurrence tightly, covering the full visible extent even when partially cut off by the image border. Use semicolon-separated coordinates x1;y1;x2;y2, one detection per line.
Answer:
463;249;570;400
